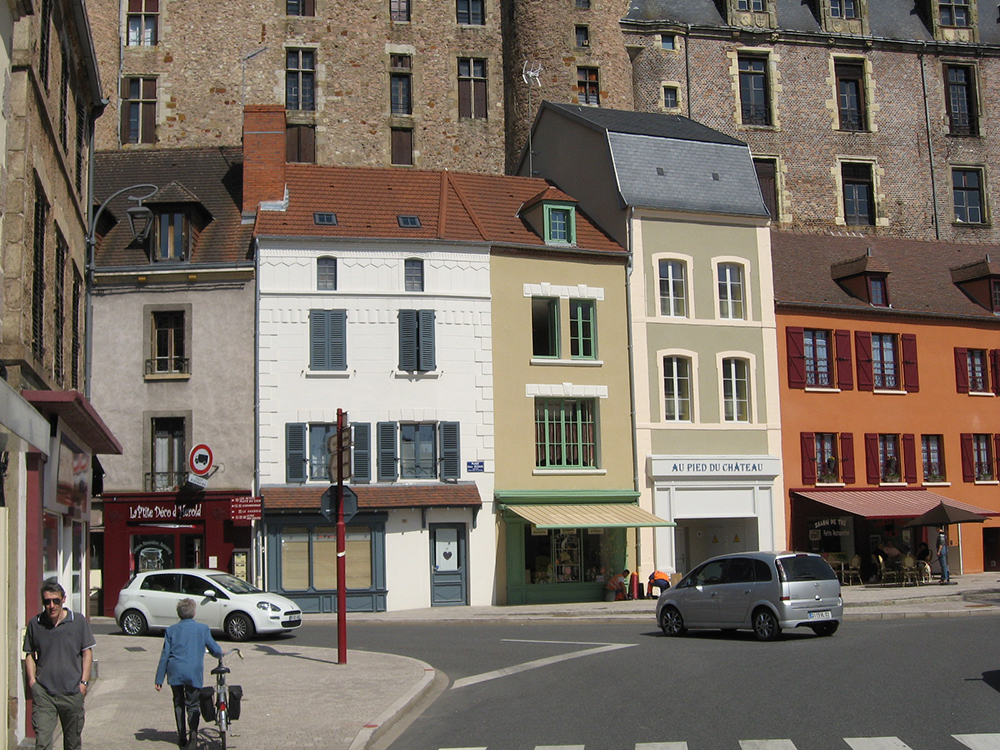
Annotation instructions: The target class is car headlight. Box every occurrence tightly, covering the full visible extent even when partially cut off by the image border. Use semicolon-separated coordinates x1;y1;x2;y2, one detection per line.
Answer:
257;601;280;612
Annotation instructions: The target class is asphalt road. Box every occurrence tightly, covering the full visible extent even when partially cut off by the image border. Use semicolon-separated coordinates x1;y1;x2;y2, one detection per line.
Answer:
300;616;1000;750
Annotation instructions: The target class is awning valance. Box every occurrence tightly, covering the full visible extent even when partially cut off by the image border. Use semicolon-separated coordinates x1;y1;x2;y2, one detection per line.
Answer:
505;503;674;529
793;489;996;520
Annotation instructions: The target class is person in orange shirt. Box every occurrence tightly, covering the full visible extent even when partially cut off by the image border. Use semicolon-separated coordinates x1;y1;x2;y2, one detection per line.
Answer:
606;569;631;601
647;570;671;598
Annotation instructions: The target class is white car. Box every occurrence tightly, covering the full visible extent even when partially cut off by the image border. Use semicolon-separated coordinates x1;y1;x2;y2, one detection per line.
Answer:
115;568;302;641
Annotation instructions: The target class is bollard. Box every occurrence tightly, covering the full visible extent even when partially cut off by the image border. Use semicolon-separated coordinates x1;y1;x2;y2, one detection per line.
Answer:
629;571;639;600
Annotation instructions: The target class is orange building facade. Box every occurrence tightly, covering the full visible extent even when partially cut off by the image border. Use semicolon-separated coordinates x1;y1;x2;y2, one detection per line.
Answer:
774;233;1000;581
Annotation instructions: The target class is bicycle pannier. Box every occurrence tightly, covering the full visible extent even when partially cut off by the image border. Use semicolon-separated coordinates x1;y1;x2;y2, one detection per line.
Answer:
199;687;216;721
228;685;243;721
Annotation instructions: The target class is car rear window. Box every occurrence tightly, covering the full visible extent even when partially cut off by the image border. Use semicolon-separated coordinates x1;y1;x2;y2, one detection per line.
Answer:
777;555;837;582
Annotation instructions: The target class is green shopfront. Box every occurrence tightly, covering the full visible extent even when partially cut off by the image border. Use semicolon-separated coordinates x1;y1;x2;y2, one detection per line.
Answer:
498;491;673;605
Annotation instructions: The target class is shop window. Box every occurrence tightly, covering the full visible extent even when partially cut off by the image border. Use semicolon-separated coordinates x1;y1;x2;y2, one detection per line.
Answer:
150;417;185;491
922;435;946;482
522;525;622;585
279;525;373;592
722;357;751;422
531;298;559;358
658;259;687;317
397;309;435;371
149;310;188;375
309;309;347;371
535;398;596;469
663;356;692;422
569;300;596;359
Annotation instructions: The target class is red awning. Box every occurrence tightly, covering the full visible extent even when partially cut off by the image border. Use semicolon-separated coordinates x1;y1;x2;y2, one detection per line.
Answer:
793;489;996;519
22;390;122;454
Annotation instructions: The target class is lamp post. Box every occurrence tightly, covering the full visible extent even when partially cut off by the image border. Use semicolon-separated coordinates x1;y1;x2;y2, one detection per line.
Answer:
83;184;158;397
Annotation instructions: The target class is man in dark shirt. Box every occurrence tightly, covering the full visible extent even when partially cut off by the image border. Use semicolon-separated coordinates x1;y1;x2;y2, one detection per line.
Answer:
23;580;95;750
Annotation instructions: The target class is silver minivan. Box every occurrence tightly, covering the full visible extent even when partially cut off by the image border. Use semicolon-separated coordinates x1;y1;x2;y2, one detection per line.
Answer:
655;551;843;641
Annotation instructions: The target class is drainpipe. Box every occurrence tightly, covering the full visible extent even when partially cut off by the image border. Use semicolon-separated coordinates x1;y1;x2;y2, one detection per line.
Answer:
684;25;692;119
919;43;941;240
253;235;263;589
625;207;641;578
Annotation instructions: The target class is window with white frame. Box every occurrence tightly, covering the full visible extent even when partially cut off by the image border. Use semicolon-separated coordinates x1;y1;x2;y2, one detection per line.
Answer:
968;348;989;391
722;357;750;422
663;356;691;421
879;434;900;481
717;262;746;320
804;329;832;387
871;333;898;389
658;259;687;317
317;257;337;291
922;434;945;481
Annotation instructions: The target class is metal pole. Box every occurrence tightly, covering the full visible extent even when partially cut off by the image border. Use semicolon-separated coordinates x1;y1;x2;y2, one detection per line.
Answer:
336;408;347;664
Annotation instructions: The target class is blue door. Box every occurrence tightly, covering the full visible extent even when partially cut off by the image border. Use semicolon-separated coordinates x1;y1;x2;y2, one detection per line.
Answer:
430;524;467;606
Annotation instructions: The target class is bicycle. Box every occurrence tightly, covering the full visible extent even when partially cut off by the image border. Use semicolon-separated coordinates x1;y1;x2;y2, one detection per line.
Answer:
209;647;243;749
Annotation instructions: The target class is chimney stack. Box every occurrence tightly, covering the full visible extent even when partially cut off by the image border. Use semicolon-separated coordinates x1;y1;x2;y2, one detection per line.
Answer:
242;105;287;214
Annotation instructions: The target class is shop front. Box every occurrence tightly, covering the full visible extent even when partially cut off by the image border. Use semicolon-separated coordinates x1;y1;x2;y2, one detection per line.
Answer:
648;455;781;575
497;491;673;605
790;488;996;582
100;490;256;614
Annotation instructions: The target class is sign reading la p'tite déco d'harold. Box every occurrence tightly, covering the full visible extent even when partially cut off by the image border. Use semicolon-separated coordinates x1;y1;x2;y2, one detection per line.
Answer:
129;503;203;521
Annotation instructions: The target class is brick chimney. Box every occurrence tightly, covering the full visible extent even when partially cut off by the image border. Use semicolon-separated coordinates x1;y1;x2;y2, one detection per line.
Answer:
242;105;287;214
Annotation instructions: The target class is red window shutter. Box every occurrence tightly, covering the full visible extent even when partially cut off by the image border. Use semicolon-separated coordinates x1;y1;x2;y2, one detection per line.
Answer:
864;433;879;484
458;79;471;118
840;433;855;483
900;333;919;392
902;433;917;483
994;434;1000;480
800;432;816;484
991;350;1000;394
855;331;873;391
955;348;969;393
961;433;975;482
835;329;853;390
303;0;315;14
786;327;806;388
474;78;488;119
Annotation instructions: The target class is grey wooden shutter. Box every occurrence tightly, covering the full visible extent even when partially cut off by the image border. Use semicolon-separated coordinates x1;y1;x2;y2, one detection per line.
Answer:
418;309;435;371
352;423;371;483
439;422;460;480
377;421;398;481
329;309;347;370
398;310;417;370
310;310;347;371
285;423;308;483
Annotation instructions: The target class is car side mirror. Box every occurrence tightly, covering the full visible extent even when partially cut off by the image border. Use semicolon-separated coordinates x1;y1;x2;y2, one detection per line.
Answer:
203;589;217;599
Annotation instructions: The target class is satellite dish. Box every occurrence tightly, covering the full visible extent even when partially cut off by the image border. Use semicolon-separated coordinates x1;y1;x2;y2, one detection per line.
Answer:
522;60;542;87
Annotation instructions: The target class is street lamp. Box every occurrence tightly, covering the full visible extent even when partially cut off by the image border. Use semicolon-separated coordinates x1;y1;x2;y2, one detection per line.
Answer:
84;183;159;397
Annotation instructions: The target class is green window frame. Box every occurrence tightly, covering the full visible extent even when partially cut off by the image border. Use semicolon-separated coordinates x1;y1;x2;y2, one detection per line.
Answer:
531;298;559;358
544;203;576;245
569;300;596;359
534;398;596;469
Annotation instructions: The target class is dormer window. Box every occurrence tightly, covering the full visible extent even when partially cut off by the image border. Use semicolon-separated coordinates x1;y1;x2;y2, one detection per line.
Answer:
868;275;888;307
992;280;1000;312
940;0;970;26
830;0;857;18
155;211;188;262
950;257;1000;313
544;204;576;245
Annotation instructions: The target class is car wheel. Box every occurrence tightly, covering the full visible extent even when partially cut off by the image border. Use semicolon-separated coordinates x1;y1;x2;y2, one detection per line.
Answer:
752;608;781;642
811;621;839;637
659;605;687;636
225;612;255;642
120;609;148;637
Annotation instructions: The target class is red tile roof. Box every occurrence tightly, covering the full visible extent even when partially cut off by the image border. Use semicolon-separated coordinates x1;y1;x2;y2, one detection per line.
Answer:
253;165;623;255
262;483;483;511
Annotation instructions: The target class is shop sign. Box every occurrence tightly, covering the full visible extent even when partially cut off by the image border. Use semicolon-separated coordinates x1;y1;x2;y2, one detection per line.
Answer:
231;496;262;521
129;503;202;521
651;455;780;478
811;517;851;538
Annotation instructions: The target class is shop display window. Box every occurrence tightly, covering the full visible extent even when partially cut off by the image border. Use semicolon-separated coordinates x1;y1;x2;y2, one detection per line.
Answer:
279;525;373;591
523;525;622;584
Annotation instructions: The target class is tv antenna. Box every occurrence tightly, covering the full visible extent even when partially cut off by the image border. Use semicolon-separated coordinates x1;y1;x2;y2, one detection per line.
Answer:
522;60;543;177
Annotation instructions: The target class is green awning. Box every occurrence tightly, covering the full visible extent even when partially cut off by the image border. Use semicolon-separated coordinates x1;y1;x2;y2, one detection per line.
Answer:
505;503;673;529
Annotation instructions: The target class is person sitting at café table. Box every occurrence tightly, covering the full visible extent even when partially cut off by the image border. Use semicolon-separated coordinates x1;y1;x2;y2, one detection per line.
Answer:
916;542;931;562
883;540;902;559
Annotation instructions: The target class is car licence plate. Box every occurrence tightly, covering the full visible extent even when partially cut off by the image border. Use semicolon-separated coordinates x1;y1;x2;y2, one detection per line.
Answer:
287;613;301;622
808;610;832;620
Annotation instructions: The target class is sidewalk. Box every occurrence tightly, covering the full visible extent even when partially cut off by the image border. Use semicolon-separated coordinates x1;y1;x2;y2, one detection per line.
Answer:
78;572;1000;750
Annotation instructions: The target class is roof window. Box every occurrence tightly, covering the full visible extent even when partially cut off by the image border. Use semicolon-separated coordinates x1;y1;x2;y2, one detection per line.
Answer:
398;215;421;228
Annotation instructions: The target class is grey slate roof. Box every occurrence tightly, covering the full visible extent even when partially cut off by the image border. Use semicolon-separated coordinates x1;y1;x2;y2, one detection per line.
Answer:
539;103;769;218
624;0;981;44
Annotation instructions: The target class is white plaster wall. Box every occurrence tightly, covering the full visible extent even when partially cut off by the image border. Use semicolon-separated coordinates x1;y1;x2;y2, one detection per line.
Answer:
258;241;496;608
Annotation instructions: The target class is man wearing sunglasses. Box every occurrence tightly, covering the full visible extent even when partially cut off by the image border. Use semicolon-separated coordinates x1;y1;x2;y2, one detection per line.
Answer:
23;580;96;750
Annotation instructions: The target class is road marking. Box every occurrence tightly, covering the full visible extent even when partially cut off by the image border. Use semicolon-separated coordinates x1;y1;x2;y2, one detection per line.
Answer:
535;746;585;750
740;741;798;749
636;743;689;749
844;739;913;749
955;736;1000;750
451;642;636;690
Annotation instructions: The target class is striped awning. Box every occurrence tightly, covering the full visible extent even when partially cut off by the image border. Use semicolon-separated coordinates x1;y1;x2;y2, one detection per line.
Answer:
505;503;674;529
793;489;996;520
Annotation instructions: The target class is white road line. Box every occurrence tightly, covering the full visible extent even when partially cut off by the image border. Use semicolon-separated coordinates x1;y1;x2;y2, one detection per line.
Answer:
451;643;636;690
739;741;798;749
439;748;487;750
534;746;585;750
954;736;1000;750
636;743;689;749
844;739;913;749
503;638;633;647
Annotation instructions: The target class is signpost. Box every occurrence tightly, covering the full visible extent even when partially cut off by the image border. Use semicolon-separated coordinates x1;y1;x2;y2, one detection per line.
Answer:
334;409;349;664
